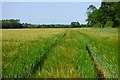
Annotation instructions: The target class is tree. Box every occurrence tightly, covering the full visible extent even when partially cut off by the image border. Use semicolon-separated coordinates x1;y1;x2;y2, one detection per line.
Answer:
86;1;120;28
87;5;97;16
100;2;120;27
70;22;81;28
86;5;97;26
2;19;23;28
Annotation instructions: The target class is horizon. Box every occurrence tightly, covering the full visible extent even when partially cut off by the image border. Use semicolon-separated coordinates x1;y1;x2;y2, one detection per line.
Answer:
2;2;101;24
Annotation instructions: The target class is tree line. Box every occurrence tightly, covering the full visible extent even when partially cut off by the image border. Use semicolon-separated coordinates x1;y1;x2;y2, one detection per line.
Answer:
86;1;120;28
0;19;23;28
0;19;86;29
1;1;119;29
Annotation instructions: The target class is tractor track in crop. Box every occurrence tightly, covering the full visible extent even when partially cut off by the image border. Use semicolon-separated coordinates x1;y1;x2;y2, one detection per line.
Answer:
27;33;66;77
86;45;105;80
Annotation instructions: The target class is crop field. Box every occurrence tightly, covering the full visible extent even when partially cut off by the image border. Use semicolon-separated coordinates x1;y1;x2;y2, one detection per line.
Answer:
1;28;118;78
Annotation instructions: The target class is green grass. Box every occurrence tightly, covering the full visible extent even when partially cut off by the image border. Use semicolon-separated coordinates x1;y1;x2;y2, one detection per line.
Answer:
31;30;96;78
2;29;65;78
2;28;118;78
77;28;118;78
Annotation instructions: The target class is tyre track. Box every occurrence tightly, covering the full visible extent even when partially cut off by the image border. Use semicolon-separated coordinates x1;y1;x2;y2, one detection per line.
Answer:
31;30;81;78
86;45;105;80
27;33;66;77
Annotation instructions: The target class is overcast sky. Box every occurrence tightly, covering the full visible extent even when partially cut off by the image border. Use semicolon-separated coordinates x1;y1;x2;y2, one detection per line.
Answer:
2;2;101;24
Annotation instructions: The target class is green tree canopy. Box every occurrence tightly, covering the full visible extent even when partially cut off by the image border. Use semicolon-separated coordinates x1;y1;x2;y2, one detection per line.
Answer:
86;1;120;28
70;22;81;28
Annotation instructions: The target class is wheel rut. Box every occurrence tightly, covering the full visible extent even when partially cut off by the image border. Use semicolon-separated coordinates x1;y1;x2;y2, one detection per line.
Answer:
31;30;81;78
27;33;65;77
86;45;105;79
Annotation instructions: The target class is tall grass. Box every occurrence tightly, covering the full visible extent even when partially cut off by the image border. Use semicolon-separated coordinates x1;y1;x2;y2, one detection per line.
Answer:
2;28;118;78
77;28;118;78
31;29;96;78
2;29;65;78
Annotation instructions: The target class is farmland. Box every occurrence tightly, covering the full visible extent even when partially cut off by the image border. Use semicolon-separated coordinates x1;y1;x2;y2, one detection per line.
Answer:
2;28;118;78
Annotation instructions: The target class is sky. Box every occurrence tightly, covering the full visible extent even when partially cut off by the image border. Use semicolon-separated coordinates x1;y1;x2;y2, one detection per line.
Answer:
2;2;101;24
1;0;102;2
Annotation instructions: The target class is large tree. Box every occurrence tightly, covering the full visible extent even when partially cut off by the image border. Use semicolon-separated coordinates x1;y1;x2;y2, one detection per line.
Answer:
86;1;120;28
86;5;97;26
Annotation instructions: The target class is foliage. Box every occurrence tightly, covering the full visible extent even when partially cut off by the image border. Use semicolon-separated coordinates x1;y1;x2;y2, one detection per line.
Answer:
93;22;102;28
1;19;83;28
87;5;97;16
2;19;23;28
1;19;88;28
70;22;81;28
86;1;120;28
104;21;114;28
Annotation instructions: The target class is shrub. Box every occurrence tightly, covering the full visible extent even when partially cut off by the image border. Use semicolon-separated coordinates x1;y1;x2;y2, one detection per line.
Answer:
104;21;114;28
93;22;102;28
